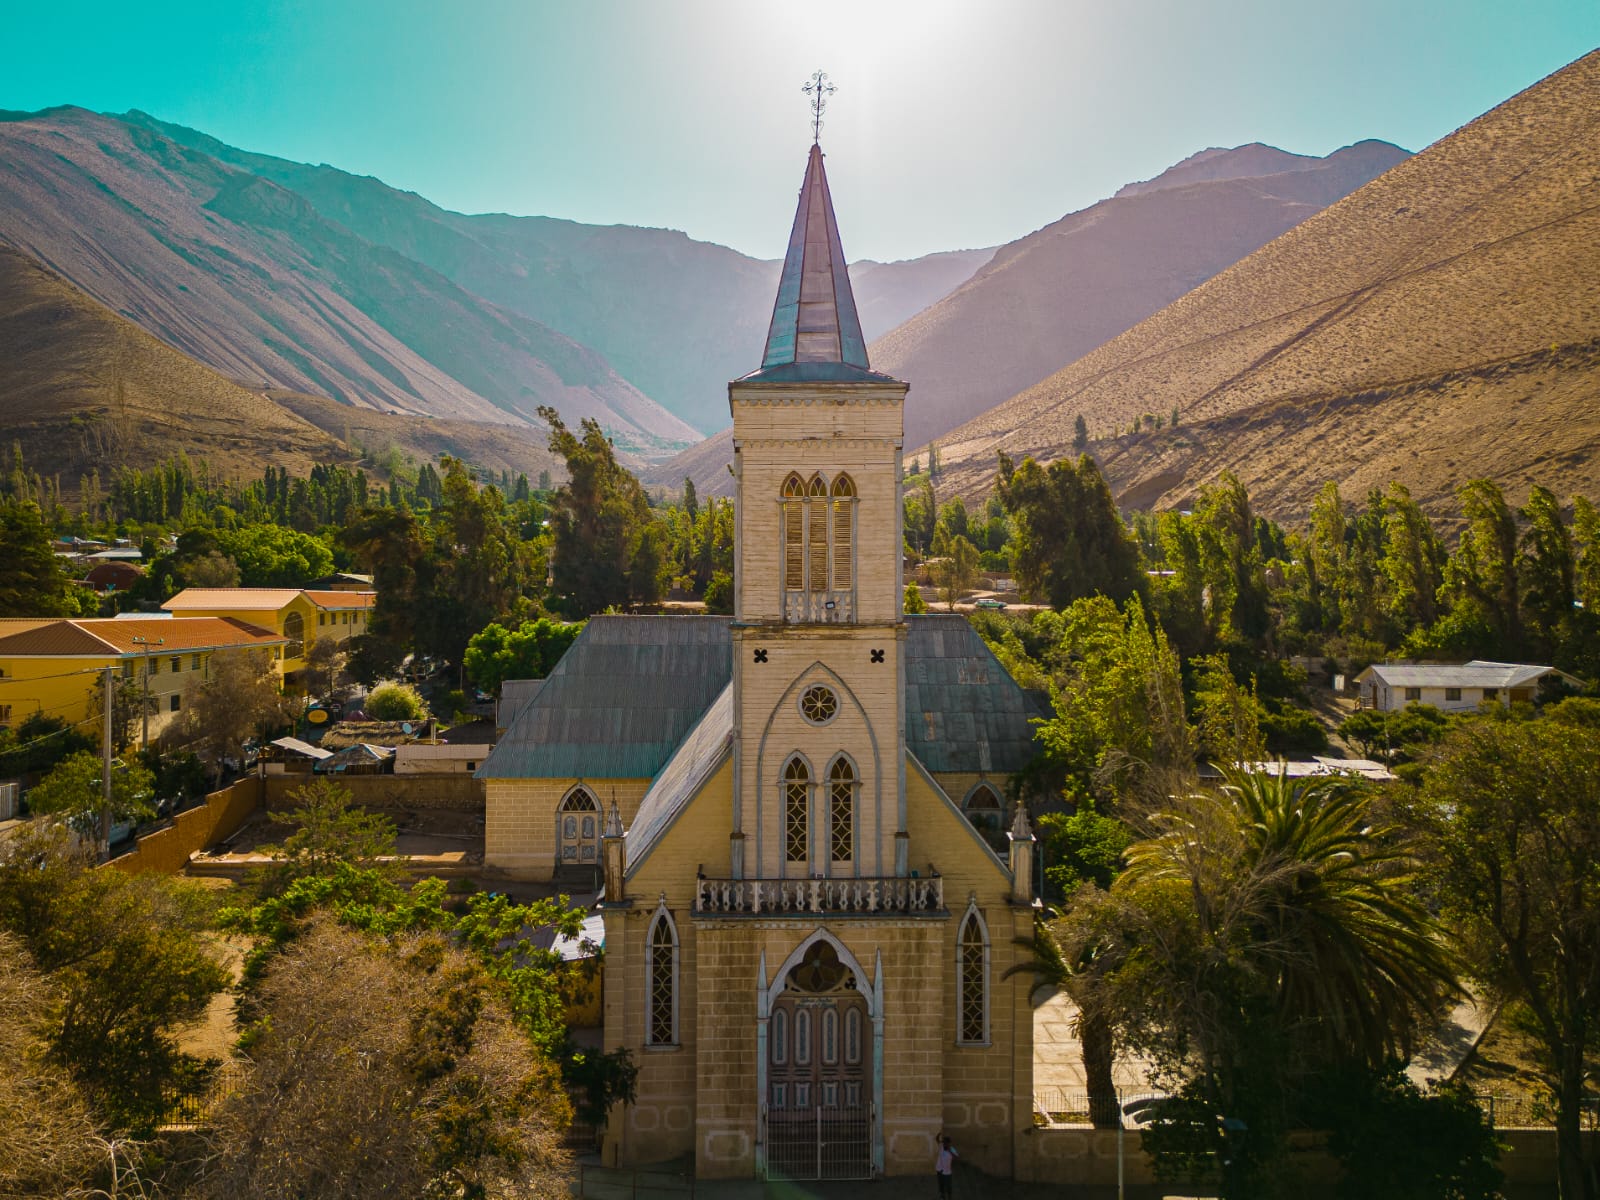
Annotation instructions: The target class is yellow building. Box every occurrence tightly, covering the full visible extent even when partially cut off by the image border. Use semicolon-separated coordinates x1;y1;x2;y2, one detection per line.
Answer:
162;588;374;676
480;141;1042;1182
0;616;287;742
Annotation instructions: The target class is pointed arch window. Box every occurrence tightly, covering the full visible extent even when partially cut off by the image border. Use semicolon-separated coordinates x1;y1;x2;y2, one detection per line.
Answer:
782;473;806;591
957;903;990;1045
784;756;810;865
964;783;1006;851
647;903;679;1047
828;755;856;864
830;474;855;591
558;786;600;863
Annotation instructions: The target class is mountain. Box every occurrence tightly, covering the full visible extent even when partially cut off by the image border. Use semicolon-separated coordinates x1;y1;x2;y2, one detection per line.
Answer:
0;241;562;491
872;139;1411;449
118;112;987;436
932;49;1600;521
645;139;1409;497
0;107;697;455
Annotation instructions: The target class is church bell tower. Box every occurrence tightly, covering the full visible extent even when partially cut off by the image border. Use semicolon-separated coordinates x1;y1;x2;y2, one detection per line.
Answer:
727;138;911;883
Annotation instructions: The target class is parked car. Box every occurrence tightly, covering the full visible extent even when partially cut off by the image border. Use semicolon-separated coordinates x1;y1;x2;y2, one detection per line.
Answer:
974;597;1008;610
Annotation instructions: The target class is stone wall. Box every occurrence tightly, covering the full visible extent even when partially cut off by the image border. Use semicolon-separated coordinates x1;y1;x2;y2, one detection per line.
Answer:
263;772;484;813
108;778;261;875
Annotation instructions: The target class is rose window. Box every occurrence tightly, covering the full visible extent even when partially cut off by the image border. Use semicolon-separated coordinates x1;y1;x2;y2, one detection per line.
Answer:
800;685;838;724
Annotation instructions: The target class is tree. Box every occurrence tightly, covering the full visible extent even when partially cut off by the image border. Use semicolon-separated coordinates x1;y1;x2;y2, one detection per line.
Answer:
0;824;228;1134
0;711;96;778
903;581;928;614
1072;414;1089;450
216;524;335;588
1519;484;1576;657
256;779;403;894
303;634;348;699
1421;716;1600;1200
703;570;734;615
191;920;573;1200
996;452;1143;609
93;669;152;753
0;499;80;617
541;407;657;616
183;548;243;588
463;618;585;696
1190;655;1267;768
25;750;154;842
178;647;296;782
1446;479;1522;655
366;680;430;722
1193;472;1270;644
0;934;105;1196
1087;769;1458;1194
929;528;980;609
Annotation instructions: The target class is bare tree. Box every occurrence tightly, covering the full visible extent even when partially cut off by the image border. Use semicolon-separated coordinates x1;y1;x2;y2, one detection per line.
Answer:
189;921;572;1200
177;648;296;782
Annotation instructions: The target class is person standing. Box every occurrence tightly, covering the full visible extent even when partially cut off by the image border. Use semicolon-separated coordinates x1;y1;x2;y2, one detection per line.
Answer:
934;1134;958;1197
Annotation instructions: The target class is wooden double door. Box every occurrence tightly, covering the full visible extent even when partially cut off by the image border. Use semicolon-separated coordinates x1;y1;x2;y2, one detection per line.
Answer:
765;942;871;1179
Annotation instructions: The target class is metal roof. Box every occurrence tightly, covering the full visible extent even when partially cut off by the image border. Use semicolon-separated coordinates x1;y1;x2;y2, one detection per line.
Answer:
904;615;1050;774
164;588;304;611
480;613;1044;783
477;616;735;780
1358;660;1561;690
625;684;734;875
749;142;880;380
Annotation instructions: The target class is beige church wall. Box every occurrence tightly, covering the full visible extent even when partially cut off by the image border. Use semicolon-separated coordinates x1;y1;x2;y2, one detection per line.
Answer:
483;777;650;880
732;624;905;879
730;380;907;628
907;761;1037;1178
603;761;734;1168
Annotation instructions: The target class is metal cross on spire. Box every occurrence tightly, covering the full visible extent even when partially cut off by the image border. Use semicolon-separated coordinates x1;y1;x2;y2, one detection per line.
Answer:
802;70;835;143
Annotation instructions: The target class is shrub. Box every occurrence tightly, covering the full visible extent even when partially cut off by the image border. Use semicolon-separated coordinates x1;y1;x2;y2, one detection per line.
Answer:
365;681;429;722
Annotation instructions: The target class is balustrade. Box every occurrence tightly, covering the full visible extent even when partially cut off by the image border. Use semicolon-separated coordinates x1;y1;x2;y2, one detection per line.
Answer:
693;873;943;915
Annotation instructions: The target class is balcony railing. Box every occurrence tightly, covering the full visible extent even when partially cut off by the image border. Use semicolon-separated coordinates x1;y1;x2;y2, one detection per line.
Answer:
694;874;943;916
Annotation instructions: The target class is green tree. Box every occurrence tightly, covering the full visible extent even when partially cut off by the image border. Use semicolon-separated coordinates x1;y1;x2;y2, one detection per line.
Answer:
902;581;928;615
1190;655;1267;768
1072;413;1089;450
257;778;402;894
929;528;980;609
1193;472;1270;644
463;618;585;695
703;570;734;615
1446;479;1522;655
0;499;80;617
0;711;97;778
541;407;657;616
215;525;334;588
1379;483;1445;633
1519;484;1576;658
25;750;154;843
995;452;1143;609
1421;716;1600;1200
178;647;297;783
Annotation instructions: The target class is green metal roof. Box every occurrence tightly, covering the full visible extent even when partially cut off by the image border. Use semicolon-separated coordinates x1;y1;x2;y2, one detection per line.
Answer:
476;616;734;780
480;614;1043;783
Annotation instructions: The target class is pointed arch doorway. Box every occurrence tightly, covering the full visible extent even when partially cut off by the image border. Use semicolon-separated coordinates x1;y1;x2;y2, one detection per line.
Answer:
762;939;873;1180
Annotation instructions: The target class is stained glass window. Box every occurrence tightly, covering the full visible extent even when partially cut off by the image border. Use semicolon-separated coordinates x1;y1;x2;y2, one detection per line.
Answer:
800;685;838;724
829;757;854;863
785;757;809;864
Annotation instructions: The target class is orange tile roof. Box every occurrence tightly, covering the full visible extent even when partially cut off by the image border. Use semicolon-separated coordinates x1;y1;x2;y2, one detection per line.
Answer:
303;590;376;609
163;588;304;611
0;617;285;657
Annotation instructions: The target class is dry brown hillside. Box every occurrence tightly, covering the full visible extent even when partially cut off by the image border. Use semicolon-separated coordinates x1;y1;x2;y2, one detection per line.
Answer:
932;50;1600;521
875;140;1408;450
0;242;342;486
0;243;563;493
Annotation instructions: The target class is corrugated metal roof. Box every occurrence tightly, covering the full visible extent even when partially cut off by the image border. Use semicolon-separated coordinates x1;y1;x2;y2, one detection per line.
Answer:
1359;660;1559;689
625;685;734;874
904;615;1048;774
477;616;735;780
480;613;1045;784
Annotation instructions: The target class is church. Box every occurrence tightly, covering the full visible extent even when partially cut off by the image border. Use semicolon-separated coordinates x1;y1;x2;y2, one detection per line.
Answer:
479;136;1043;1181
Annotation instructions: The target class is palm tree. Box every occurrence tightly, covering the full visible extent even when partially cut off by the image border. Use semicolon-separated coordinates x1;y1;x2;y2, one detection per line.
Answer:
1112;766;1461;1088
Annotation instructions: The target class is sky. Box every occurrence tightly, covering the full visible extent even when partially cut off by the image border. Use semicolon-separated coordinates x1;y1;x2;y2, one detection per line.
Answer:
5;1;1597;261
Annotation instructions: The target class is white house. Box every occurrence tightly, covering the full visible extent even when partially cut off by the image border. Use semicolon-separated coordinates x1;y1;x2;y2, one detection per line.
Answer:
1355;660;1578;712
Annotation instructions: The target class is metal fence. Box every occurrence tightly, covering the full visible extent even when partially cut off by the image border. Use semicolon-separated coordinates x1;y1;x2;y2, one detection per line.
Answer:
1471;1092;1600;1130
1036;1086;1600;1132
163;1060;248;1126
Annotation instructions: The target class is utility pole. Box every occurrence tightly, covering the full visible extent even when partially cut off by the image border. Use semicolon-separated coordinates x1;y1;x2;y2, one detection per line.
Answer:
101;665;113;861
131;636;163;750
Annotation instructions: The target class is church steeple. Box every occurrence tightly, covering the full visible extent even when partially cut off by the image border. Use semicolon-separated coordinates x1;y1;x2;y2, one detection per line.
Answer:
758;142;871;374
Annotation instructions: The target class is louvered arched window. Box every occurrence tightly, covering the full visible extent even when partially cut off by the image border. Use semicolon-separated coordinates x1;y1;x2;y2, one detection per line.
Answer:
647;904;678;1046
831;474;855;591
782;473;806;591
828;755;855;864
784;755;810;865
957;903;989;1045
806;474;828;593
